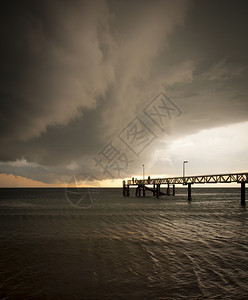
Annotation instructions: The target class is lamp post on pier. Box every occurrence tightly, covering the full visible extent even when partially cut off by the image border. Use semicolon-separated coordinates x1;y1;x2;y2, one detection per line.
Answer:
183;161;188;183
142;164;145;180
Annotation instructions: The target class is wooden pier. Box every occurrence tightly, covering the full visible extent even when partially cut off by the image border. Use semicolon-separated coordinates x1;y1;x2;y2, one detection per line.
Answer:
123;172;248;205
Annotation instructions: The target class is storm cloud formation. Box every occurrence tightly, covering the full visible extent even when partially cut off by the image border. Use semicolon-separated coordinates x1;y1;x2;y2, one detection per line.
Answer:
0;0;248;184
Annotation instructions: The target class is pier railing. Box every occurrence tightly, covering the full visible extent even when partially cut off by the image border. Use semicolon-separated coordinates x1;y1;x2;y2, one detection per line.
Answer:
127;172;248;185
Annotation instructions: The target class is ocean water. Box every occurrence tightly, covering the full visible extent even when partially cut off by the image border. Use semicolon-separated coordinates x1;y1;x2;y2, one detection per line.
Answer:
0;187;248;299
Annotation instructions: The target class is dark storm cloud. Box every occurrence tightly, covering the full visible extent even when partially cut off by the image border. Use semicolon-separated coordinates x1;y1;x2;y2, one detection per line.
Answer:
0;0;248;183
0;0;114;142
152;0;248;138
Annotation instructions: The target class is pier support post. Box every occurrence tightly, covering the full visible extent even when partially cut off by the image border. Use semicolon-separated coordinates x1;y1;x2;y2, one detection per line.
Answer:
173;184;175;196
153;183;156;196
241;182;246;206
156;184;160;198
143;185;145;197
188;183;192;201
138;186;141;197
167;184;170;195
127;185;130;197
123;181;126;196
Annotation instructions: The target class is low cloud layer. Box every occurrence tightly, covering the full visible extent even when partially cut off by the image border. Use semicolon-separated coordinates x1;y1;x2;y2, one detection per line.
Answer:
1;0;248;184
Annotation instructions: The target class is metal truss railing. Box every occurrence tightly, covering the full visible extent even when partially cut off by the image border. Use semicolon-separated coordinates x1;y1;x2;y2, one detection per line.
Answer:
127;172;248;186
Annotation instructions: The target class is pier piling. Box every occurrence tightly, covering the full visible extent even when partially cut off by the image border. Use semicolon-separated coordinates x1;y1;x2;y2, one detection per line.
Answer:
188;183;192;201
241;182;246;206
156;184;160;198
123;181;126;196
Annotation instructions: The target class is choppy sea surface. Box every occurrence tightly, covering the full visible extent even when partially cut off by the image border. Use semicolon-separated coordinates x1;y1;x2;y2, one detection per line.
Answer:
0;187;248;299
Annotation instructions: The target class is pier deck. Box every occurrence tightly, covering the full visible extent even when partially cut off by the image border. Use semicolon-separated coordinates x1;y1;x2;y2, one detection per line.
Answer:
123;172;248;205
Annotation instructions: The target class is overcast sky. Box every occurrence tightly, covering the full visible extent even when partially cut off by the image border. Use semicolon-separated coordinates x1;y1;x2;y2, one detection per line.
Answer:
0;0;248;187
